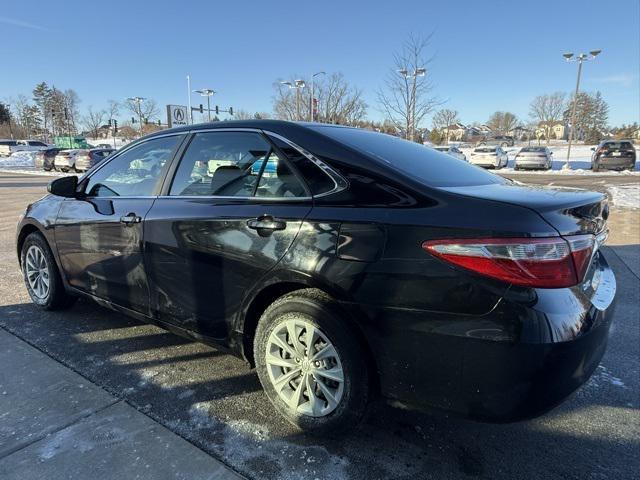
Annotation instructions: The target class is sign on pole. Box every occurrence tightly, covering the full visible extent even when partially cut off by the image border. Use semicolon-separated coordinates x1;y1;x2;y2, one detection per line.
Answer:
167;105;188;128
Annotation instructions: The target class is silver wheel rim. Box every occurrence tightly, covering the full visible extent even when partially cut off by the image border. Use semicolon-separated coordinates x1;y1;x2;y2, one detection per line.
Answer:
25;245;50;299
265;317;344;417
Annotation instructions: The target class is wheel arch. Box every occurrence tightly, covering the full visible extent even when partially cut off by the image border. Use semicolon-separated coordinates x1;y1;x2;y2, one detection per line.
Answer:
239;277;380;395
16;223;43;266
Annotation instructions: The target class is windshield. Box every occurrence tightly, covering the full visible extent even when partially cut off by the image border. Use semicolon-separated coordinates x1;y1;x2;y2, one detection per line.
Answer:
474;147;497;153
521;147;546;152
311;126;506;187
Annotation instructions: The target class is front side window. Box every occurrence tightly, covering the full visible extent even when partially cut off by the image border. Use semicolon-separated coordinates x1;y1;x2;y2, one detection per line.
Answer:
169;131;307;198
83;135;180;197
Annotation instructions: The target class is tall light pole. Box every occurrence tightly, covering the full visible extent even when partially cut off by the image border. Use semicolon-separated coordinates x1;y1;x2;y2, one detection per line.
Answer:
127;96;146;136
186;75;192;125
193;88;216;122
310;71;325;122
563;50;601;169
281;80;306;120
398;68;426;141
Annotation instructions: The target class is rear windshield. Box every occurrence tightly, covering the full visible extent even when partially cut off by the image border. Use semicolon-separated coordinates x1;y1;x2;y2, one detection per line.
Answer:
521;147;546;152
602;142;634;150
0;141;17;146
311;126;505;187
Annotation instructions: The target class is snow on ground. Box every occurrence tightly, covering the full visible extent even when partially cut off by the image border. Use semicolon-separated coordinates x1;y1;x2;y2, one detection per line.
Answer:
608;185;640;209
0;151;37;167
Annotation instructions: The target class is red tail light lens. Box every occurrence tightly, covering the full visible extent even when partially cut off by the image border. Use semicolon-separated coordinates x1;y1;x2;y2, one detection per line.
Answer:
422;235;595;288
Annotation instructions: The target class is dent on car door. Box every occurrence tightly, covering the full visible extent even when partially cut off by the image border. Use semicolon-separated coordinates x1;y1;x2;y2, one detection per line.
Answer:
144;130;313;338
54;135;183;314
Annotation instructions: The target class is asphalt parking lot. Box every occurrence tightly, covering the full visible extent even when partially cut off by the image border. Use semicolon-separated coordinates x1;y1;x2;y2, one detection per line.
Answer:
0;171;638;480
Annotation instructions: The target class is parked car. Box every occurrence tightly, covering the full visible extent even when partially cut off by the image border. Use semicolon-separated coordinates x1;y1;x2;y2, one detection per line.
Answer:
0;139;49;157
514;146;553;170
17;120;615;434
433;145;467;161
74;148;116;172
479;135;515;148
95;143;114;150
469;146;509;168
34;148;61;171
591;140;636;171
53;150;83;172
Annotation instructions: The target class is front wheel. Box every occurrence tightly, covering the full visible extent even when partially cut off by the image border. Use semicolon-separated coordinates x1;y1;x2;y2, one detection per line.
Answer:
21;232;76;310
254;289;370;434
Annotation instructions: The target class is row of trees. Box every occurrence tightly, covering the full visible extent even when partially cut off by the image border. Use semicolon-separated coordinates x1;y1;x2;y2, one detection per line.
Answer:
0;82;161;141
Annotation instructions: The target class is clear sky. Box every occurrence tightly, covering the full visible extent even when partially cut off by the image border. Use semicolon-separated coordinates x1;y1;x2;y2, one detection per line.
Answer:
1;0;638;126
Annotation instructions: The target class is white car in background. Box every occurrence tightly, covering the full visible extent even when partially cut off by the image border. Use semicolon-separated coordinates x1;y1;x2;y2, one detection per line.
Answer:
514;146;553;170
53;150;83;172
0;139;49;157
434;145;467;161
469;146;509;169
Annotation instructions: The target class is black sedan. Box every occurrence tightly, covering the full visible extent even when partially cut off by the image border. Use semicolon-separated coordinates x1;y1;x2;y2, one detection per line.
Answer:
16;120;616;434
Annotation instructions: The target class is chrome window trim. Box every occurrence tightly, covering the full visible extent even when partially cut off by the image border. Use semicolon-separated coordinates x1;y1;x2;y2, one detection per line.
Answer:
156;195;312;202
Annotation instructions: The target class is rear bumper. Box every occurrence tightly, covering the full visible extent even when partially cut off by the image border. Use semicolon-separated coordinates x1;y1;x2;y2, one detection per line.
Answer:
357;252;616;422
595;157;635;170
515;159;548;169
470;157;498;167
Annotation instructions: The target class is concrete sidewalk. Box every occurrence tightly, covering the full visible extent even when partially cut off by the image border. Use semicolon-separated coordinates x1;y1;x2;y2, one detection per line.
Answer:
0;328;242;480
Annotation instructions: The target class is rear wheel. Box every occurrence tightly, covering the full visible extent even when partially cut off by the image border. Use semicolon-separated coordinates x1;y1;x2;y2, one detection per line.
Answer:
21;232;76;310
254;289;370;434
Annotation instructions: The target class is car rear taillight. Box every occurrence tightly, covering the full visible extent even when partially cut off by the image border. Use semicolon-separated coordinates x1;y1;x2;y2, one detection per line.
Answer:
422;235;595;288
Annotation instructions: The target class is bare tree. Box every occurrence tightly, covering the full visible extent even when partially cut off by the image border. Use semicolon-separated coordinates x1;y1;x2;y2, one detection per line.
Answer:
273;73;366;125
82;106;107;139
233;109;254;120
107;99;120;122
487;111;518;135
124;98;159;125
529;92;566;145
377;34;440;141
432;109;460;144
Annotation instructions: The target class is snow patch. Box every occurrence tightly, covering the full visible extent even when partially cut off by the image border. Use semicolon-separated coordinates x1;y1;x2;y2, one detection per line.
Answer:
608;185;639;209
0;151;37;167
183;402;350;479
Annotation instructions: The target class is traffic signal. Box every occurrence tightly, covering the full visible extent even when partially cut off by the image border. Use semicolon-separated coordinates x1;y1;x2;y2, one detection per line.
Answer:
114;120;118;133
215;106;219;115
131;117;136;123
229;107;233;116
157;120;161;126
199;104;203;114
144;117;149;125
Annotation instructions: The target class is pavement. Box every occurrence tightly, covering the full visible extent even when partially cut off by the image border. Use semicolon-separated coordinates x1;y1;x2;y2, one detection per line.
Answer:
0;171;638;480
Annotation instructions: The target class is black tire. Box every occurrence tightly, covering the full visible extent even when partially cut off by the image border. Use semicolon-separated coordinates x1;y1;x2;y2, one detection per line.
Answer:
21;232;76;310
254;289;370;434
592;163;599;172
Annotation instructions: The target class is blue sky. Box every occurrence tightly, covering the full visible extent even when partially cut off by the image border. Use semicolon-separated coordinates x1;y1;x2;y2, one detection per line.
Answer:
1;0;638;126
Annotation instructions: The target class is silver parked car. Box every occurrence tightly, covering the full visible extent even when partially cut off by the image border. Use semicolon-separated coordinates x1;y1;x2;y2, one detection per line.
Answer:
434;145;467;161
469;146;508;169
514;146;553;170
53;150;83;172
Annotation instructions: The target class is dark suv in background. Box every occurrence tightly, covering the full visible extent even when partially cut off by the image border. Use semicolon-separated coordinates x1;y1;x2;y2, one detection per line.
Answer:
591;140;636;171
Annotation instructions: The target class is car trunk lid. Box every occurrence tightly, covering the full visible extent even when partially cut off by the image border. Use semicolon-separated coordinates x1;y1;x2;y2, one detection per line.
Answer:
440;183;608;236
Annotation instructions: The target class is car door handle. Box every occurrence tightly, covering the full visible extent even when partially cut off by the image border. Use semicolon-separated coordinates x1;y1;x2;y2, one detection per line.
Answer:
247;216;286;231
120;213;142;225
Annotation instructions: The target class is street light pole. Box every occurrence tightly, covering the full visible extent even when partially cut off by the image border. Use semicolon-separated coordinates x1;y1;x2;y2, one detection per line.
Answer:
280;80;306;121
562;50;601;169
398;68;426;141
310;71;325;122
193;89;216;122
127;97;146;136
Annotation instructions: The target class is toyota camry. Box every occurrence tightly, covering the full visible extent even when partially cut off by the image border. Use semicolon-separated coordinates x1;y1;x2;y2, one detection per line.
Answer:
16;120;616;433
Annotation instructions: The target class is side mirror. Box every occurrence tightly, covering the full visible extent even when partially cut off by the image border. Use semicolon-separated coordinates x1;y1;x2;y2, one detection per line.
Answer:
590;147;596;151
47;176;78;198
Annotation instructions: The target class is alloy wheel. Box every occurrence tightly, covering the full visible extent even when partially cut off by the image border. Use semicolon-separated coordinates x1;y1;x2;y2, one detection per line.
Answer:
25;245;50;299
265;318;345;417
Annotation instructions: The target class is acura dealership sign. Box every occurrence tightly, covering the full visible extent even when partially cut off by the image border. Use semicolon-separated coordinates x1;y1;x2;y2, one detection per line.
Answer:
167;105;188;128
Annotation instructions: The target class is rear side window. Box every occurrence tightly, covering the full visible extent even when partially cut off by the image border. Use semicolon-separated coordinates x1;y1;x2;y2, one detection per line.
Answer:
169;131;308;198
312;126;505;187
268;135;336;195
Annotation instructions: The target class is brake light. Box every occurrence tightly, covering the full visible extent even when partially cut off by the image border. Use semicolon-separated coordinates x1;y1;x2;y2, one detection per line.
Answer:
422;235;595;288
